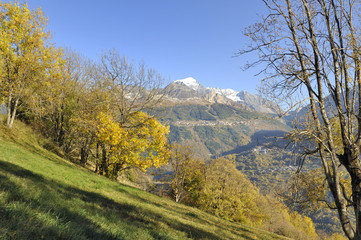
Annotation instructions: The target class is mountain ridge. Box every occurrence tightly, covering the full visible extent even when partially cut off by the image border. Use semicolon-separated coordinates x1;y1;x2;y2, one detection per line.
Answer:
165;77;278;114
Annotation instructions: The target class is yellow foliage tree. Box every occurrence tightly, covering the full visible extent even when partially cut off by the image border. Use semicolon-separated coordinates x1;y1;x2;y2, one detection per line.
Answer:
260;195;318;239
168;144;205;203
0;2;56;128
290;212;318;239
0;55;4;104
37;49;93;154
96;111;169;178
197;157;264;225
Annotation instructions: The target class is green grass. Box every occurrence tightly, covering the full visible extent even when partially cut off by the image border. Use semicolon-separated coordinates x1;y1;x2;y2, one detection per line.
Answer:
0;120;288;239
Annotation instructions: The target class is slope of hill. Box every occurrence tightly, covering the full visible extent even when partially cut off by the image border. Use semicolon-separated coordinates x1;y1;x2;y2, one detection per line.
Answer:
0;120;287;240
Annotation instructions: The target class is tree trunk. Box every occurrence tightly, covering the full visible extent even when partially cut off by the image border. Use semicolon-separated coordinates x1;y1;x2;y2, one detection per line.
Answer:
7;96;19;128
95;143;99;173
100;144;108;176
341;148;361;239
80;139;91;165
6;93;12;127
353;179;361;240
80;146;88;165
175;190;181;203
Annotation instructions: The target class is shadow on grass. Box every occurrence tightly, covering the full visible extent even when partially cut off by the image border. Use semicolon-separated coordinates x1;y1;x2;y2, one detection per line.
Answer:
109;183;258;240
0;160;251;240
0;161;119;240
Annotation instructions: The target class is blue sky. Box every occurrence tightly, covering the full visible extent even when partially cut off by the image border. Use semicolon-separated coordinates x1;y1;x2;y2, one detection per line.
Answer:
23;0;266;94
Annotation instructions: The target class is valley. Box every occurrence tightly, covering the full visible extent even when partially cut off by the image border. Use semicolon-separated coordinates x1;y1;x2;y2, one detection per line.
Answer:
159;77;342;236
161;77;290;158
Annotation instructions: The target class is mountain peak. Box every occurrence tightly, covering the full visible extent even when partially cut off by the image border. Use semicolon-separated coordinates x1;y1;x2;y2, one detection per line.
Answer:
168;78;277;114
173;77;201;91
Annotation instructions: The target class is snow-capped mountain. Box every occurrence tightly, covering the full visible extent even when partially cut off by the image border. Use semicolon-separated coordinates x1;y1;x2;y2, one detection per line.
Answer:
168;77;277;114
173;77;202;91
209;88;244;103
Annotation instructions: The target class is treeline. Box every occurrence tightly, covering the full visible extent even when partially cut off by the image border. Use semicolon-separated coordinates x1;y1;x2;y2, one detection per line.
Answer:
0;2;169;179
0;2;327;240
163;145;320;239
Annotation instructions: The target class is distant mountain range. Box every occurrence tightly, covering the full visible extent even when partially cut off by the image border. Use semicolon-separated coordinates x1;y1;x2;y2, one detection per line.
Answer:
157;77;306;195
156;77;291;159
158;77;321;195
163;77;280;115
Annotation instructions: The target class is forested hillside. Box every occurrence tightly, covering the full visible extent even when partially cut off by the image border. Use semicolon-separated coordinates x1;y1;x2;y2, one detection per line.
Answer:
158;85;345;237
0;120;293;240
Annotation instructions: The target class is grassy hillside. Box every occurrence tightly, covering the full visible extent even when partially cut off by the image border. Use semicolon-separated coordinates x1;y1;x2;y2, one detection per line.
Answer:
0;120;288;240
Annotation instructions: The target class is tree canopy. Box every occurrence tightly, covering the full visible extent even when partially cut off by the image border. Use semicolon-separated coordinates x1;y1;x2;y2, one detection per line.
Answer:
0;2;60;128
198;157;264;225
96;111;170;178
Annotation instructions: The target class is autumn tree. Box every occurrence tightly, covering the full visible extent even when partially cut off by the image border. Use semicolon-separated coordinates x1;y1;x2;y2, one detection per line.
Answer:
197;157;264;225
42;50;99;157
169;144;193;203
23;47;99;163
0;2;57;128
280;169;329;214
0;54;5;104
259;195;318;239
168;144;205;203
240;0;361;238
95;111;170;179
99;49;165;125
85;49;169;178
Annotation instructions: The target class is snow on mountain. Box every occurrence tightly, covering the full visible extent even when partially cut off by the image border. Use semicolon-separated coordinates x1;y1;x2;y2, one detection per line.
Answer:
209;88;244;102
174;77;245;102
174;77;202;91
170;77;277;114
